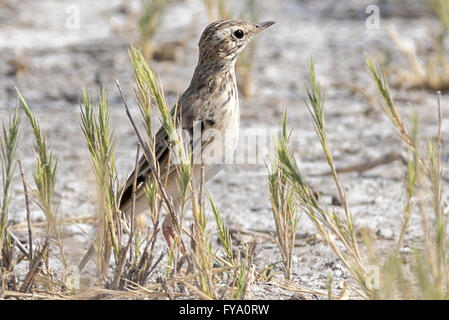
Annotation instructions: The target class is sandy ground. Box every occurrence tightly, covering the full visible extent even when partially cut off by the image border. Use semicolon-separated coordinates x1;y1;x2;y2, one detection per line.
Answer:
1;0;448;298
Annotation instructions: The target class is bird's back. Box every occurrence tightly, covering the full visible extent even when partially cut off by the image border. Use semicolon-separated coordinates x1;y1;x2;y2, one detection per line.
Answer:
119;65;239;215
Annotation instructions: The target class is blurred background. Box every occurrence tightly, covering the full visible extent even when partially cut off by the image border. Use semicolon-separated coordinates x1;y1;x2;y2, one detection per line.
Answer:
0;0;436;108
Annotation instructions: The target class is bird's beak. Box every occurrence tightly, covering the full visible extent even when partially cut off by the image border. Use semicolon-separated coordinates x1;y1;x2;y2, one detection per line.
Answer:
254;21;276;33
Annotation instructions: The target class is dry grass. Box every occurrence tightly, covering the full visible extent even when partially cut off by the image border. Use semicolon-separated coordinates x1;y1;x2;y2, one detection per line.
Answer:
366;57;448;299
272;61;370;298
0;105;21;292
80;87;129;284
267;112;300;280
266;56;449;299
0;106;20;253
1;92;68;296
17;90;69;279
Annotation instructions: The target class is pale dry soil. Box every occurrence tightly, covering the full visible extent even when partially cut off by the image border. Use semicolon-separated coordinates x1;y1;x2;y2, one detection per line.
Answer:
0;0;447;298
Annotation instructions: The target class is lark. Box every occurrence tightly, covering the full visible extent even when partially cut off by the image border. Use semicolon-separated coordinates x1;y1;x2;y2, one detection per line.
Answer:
128;19;274;243
79;20;274;269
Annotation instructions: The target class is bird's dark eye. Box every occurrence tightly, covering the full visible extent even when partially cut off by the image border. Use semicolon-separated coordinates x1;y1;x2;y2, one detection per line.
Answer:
233;29;244;39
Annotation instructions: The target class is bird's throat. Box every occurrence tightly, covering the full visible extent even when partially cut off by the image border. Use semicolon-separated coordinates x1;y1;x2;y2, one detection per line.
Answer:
191;58;237;92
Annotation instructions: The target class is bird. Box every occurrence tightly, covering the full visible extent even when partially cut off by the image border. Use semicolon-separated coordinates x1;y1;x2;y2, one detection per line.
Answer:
79;19;275;270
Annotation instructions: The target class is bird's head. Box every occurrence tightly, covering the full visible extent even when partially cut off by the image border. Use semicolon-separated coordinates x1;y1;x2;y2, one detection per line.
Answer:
198;19;275;64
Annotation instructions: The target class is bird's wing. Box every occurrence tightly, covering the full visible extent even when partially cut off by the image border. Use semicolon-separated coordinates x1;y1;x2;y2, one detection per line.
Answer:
119;89;215;212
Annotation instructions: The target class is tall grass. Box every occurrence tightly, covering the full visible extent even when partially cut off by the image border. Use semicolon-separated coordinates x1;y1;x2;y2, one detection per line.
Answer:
267;112;300;280
80;88;121;280
0;107;20;254
17;91;57;227
268;56;449;299
367;57;449;299
273;61;370;297
0;106;21;292
16;89;67;271
0;101;54;295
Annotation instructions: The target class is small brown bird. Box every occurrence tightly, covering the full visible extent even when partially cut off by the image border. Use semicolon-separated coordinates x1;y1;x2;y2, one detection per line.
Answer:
79;19;274;270
121;19;275;246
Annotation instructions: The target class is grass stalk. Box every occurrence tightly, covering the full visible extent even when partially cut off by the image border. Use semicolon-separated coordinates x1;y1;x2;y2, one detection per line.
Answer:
80;88;120;279
272;61;372;296
367;57;449;299
0;106;20;254
267;111;299;280
16;89;67;271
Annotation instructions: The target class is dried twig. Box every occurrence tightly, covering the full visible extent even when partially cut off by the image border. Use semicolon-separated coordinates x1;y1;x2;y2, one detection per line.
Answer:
18;160;33;264
19;240;49;293
6;229;29;258
111;144;140;290
315;151;406;176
